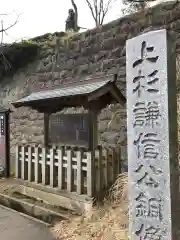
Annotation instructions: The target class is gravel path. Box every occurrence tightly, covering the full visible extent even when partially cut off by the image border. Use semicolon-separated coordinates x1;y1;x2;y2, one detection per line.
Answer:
0;205;55;240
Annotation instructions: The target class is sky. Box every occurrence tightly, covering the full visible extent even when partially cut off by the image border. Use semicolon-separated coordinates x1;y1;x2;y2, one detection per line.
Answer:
1;0;165;43
1;0;122;43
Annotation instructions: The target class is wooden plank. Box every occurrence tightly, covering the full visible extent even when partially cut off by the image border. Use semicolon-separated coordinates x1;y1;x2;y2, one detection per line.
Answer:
34;147;40;183
58;147;64;189
42;147;47;185
88;84;111;102
15;145;20;178
28;146;32;182
109;84;126;105
21;146;25;180
87;151;95;197
44;113;49;147
76;150;82;194
107;149;113;184
50;148;55;187
103;149;108;188
96;147;103;195
117;147;122;175
111;148;116;182
67;150;72;192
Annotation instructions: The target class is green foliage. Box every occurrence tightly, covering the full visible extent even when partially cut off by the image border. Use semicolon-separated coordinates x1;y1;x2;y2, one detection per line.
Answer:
21;39;34;44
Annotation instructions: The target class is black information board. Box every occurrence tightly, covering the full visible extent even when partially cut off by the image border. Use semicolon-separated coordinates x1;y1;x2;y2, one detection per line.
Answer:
49;113;92;148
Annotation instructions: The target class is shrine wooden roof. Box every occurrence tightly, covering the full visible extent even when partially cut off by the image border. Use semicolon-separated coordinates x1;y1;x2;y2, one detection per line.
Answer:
12;74;126;113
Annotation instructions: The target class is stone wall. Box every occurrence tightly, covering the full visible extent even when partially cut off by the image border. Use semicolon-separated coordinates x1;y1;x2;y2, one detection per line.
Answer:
1;0;180;171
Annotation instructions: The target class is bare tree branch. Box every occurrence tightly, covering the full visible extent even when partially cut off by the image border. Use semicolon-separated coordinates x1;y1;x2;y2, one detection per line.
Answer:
0;12;20;33
1;20;3;45
0;12;21;73
98;0;103;25
85;0;97;24
85;0;117;27
93;0;98;24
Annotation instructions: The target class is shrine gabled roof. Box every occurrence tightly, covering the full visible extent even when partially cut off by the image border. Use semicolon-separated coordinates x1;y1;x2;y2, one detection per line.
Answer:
14;79;111;104
12;74;126;111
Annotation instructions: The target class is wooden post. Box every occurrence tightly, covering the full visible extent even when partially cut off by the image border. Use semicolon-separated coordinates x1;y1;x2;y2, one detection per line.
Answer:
87;109;98;197
44;113;49;147
111;148;116;182
34;146;40;183
50;148;55;187
103;149;108;188
76;149;82;194
42;147;48;185
67;149;72;192
87;151;95;197
28;146;32;182
96;147;103;195
58;147;64;189
21;146;25;180
89;110;98;151
116;147;122;175
15;145;20;178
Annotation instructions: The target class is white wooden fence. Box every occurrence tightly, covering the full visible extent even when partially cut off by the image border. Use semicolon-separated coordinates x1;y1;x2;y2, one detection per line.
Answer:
15;145;122;197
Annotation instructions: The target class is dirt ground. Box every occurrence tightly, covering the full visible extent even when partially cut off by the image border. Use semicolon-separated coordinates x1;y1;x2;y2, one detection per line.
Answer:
51;173;128;240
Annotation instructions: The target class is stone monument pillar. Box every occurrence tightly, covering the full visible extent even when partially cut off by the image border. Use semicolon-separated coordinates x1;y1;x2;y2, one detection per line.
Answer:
126;29;179;239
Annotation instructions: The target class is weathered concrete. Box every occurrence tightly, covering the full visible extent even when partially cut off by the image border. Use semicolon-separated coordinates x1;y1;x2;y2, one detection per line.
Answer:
0;205;55;240
0;178;93;216
0;192;68;223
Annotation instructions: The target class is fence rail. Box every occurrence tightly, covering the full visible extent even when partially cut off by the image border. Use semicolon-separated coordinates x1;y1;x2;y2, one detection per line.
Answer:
15;145;122;197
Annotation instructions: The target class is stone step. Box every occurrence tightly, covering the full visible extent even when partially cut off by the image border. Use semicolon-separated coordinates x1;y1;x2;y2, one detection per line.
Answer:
5;181;93;215
0;179;93;216
0;192;70;225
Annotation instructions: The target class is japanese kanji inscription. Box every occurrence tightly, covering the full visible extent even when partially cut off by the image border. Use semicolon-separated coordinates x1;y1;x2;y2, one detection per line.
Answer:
126;29;179;239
